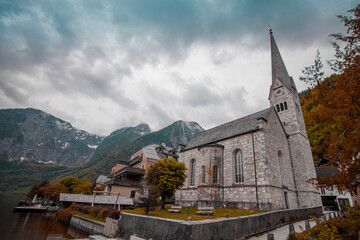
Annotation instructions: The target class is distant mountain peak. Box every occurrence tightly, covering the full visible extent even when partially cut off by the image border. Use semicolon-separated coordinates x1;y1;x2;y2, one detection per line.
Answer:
0;108;102;166
134;123;151;135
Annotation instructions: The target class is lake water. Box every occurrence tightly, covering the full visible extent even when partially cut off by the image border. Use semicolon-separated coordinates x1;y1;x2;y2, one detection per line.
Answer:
0;193;89;240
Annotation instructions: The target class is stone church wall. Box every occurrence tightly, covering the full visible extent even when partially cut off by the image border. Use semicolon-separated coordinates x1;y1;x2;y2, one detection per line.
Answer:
288;133;322;208
176;112;301;210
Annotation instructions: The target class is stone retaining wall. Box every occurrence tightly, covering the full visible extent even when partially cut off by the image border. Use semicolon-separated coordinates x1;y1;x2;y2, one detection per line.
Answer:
69;214;105;235
117;206;323;240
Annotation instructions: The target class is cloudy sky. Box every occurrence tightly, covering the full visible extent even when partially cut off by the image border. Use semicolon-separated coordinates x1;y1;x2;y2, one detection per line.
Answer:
0;0;356;136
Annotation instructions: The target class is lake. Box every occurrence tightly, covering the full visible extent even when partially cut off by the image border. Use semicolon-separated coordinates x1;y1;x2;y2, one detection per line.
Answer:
0;193;89;240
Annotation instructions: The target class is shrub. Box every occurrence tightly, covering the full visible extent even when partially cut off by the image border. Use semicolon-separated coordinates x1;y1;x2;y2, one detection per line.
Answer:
108;209;120;219
65;203;120;220
98;209;104;219
57;208;73;224
327;204;360;238
291;217;341;240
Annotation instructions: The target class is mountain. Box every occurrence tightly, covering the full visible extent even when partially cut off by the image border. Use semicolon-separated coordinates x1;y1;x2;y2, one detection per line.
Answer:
87;123;151;166
0;108;103;166
0;109;204;192
74;120;204;180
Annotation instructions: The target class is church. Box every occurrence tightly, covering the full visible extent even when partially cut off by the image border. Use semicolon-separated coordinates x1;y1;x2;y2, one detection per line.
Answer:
175;30;322;210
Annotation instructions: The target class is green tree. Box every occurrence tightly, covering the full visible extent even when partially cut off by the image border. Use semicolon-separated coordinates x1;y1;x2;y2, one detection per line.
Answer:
145;157;187;209
300;49;325;88
59;176;93;195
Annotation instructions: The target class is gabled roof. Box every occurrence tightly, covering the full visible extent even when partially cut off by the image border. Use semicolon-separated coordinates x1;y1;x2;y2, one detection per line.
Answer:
59;193;134;206
270;31;297;91
315;165;340;184
132;144;178;161
184;108;273;150
96;175;110;184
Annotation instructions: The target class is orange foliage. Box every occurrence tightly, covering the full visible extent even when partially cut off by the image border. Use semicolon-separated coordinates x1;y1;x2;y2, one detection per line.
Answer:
304;56;360;192
301;4;360;192
41;183;68;201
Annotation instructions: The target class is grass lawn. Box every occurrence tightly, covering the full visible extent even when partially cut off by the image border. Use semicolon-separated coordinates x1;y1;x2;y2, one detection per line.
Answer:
122;206;267;221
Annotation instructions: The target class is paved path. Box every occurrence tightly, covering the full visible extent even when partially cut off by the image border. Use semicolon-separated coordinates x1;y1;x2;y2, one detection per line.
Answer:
250;211;337;240
249;219;316;240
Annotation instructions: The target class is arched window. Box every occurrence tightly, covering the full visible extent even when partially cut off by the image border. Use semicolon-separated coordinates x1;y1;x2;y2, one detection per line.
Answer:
201;166;206;183
212;165;218;184
284;101;288;110
280;103;284;111
276;104;280;112
190;159;196;186
278;151;284;186
234;150;244;183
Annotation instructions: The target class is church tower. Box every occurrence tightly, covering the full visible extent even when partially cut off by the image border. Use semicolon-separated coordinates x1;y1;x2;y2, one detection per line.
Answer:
268;29;322;208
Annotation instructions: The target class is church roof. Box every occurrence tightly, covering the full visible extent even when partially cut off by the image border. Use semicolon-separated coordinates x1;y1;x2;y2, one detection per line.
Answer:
184;108;273;150
270;31;297;91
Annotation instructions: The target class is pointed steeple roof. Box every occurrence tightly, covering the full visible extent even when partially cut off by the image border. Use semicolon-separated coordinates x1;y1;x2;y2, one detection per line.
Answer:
270;30;296;91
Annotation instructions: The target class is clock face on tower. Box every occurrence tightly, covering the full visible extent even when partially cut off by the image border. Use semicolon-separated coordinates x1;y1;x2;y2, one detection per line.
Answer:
274;87;284;97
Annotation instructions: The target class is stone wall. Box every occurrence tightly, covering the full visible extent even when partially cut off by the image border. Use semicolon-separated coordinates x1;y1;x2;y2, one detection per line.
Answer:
69;214;105;235
176;109;303;210
288;133;322;208
117;207;323;240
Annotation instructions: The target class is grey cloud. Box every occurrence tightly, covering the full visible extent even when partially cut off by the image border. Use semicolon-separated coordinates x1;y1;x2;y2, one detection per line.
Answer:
0;80;29;105
0;0;353;73
145;103;173;129
181;82;222;108
0;0;356;134
212;50;237;66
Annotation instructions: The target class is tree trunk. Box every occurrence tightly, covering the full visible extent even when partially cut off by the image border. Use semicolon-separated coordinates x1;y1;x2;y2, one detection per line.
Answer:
161;195;166;209
145;203;150;215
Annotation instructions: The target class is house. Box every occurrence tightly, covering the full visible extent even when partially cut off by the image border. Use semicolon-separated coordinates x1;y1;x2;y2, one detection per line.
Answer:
175;30;322;210
315;158;353;210
103;144;178;199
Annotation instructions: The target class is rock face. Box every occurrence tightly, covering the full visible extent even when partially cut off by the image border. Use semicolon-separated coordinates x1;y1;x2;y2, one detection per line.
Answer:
0;108;103;166
0;108;204;168
88;123;152;166
162;120;204;148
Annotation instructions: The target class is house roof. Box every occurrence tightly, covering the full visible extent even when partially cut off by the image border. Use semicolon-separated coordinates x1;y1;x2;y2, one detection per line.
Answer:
59;193;134;205
96;175;110;184
315;165;340;184
184;108;273;150
132;144;178;161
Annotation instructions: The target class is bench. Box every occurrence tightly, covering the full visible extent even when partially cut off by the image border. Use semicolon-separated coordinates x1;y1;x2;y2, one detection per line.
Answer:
168;205;182;213
196;206;215;215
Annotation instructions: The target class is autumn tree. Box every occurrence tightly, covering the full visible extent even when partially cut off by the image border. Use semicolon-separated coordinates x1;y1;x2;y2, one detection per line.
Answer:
27;179;50;200
145;157;186;209
59;176;93;195
301;4;360;192
41;183;67;201
138;179;159;215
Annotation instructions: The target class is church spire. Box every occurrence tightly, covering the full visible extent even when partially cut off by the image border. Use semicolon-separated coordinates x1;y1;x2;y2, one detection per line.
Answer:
270;30;296;91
